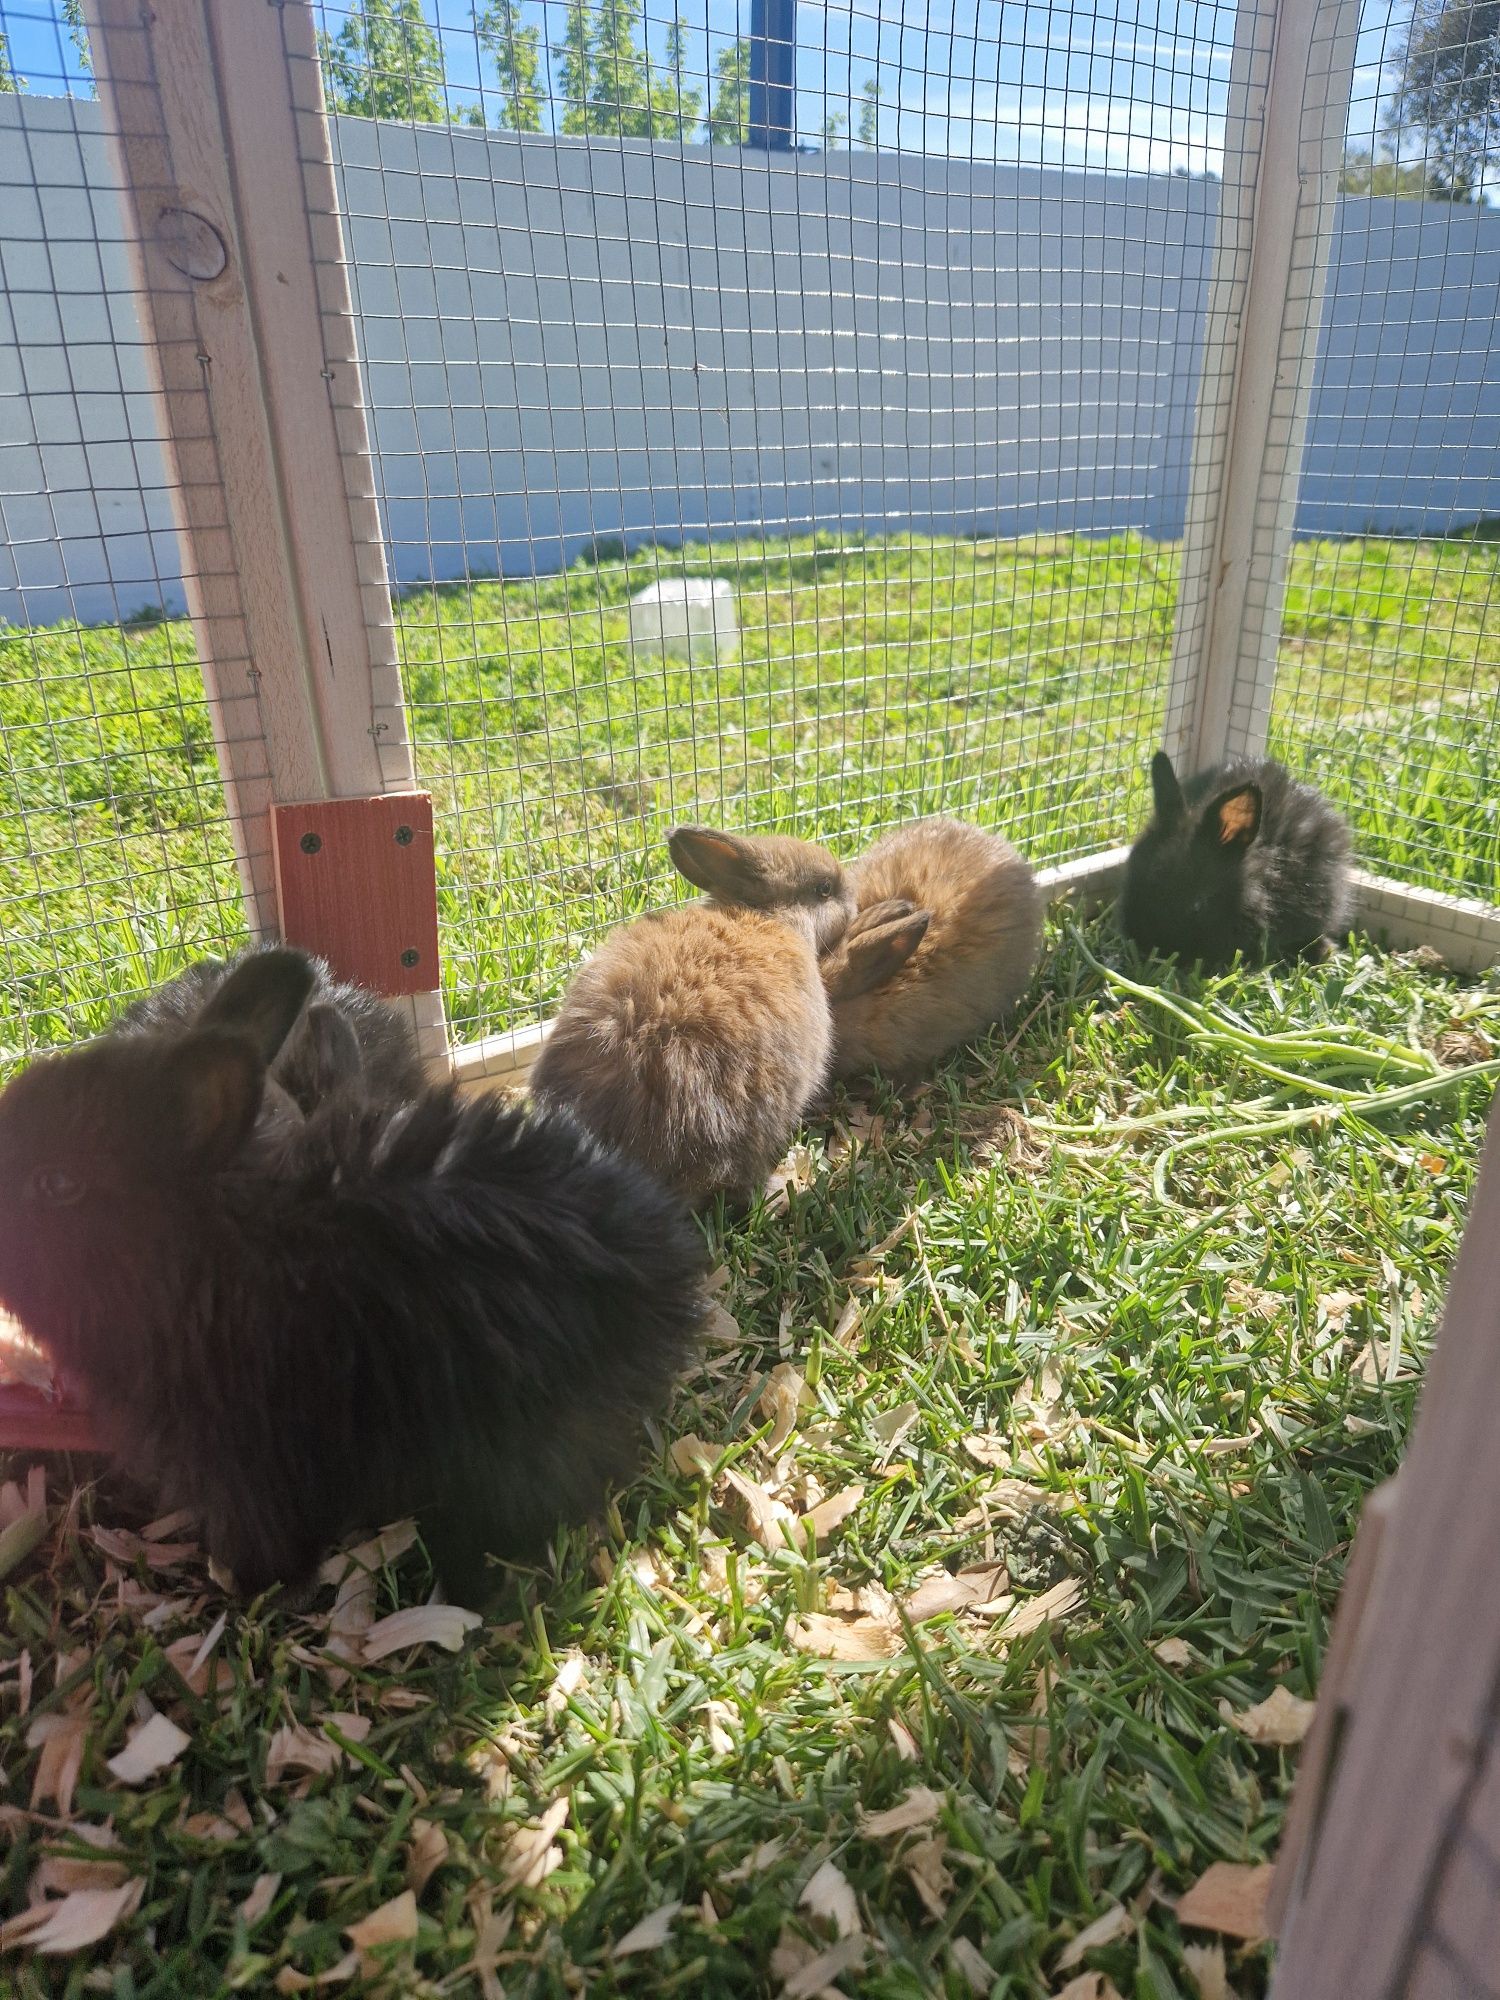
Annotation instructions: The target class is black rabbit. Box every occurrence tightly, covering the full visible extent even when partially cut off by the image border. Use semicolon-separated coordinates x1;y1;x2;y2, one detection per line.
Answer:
1119;752;1352;969
0;953;709;1604
114;944;428;1113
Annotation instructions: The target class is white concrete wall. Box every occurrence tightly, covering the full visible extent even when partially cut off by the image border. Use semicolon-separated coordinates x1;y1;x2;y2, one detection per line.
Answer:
2;96;1498;628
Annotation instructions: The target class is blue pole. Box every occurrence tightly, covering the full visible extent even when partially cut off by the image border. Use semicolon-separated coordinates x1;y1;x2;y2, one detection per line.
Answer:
747;0;796;148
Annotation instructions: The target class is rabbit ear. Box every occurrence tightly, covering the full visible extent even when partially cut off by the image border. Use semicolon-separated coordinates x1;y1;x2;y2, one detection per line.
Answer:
305;1002;361;1093
826;909;931;1001
1201;784;1263;851
1150;751;1185;828
667;826;768;898
197;950;317;1064
844;897;916;942
162;1032;265;1166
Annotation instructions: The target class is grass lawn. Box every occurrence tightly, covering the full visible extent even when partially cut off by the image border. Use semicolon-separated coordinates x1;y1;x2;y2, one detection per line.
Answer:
1;914;1497;1997
0;528;1497;1992
0;531;1497;1054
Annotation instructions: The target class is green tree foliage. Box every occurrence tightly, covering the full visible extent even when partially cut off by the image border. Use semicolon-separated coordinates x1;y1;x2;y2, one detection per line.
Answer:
0;32;23;92
63;0;92;76
654;17;702;142
823;111;848;147
476;0;543;130
1385;0;1500;200
320;0;449;124
706;35;751;144
1340;145;1443;196
554;0;594;131
553;0;700;139
857;76;881;148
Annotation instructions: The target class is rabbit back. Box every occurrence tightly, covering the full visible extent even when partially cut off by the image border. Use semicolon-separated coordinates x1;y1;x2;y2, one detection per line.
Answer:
831;819;1043;1079
1120;755;1352;967
531;901;831;1204
0;1034;708;1605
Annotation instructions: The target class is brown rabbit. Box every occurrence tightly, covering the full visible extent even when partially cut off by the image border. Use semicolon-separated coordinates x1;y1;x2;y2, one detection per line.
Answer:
530;826;854;1205
826;818;1043;1081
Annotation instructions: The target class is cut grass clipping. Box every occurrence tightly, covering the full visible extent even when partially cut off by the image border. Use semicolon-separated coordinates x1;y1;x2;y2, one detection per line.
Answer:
1;914;1495;1998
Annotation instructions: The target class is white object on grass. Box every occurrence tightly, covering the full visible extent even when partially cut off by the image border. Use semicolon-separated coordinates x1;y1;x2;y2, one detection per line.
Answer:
628;576;738;665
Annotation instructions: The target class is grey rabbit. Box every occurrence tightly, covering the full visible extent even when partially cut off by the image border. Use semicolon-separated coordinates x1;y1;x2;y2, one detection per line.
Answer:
1119;752;1353;968
531;826;855;1206
0;949;709;1605
113;944;428;1113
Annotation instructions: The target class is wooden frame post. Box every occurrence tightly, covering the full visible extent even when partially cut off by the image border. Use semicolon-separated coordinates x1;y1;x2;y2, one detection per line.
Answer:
1164;0;1359;773
79;0;445;1058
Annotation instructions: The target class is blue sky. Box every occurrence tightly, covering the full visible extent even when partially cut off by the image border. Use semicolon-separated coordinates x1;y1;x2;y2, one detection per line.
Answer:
2;0;1408;172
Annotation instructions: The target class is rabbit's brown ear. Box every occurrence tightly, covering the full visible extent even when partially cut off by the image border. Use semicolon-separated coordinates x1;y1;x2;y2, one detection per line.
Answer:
197;949;317;1064
826;909;931;1001
1204;784;1262;851
667;825;766;898
843;898;916;943
163;1032;264;1166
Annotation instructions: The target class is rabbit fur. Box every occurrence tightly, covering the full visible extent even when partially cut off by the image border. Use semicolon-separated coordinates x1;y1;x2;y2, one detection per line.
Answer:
1119;753;1353;968
0;952;709;1605
823;818;1044;1081
530;826;855;1205
114;944;428;1113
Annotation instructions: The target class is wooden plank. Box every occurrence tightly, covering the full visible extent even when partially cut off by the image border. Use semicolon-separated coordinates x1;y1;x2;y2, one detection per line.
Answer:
1271;1092;1500;1997
272;795;442;999
1404;1800;1500;2000
1353;871;1500;976
1267;1477;1398;1934
204;0;415;800
1404;1928;1500;2000
80;0;435;1018
1165;0;1360;770
81;0;278;927
0;1385;101;1456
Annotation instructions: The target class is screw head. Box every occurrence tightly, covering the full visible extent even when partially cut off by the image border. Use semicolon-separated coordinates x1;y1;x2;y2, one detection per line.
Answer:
299;831;322;855
394;824;414;846
400;947;420;969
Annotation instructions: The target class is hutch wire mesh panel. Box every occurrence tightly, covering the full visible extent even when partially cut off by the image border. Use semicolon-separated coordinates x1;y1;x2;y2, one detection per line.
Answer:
1263;0;1500;924
0;0;1496;1084
310;0;1258;1053
0;2;254;1058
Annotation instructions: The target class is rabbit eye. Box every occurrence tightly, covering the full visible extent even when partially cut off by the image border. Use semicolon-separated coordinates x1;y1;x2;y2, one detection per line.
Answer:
28;1167;85;1208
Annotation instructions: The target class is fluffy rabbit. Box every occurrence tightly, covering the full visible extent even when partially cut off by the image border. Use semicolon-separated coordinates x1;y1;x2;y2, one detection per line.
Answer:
114;944;427;1112
1119;752;1353;968
823;818;1044;1081
530;826;855;1205
0;951;708;1604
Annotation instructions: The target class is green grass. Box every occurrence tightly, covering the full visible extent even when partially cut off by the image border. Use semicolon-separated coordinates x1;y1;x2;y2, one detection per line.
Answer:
1;531;1497;1053
2;914;1497;1997
1;530;1497;1987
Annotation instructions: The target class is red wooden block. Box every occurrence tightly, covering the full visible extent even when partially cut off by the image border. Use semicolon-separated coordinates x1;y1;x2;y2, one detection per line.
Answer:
0;1383;100;1454
270;791;441;998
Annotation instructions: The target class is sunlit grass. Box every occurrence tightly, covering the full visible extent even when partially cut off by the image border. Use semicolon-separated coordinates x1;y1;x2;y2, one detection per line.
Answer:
1;531;1496;1056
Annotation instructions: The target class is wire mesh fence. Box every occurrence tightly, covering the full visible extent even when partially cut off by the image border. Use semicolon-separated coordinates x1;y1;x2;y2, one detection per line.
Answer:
0;6;255;1060
0;0;1496;1060
313;0;1246;1044
1264;0;1500;906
